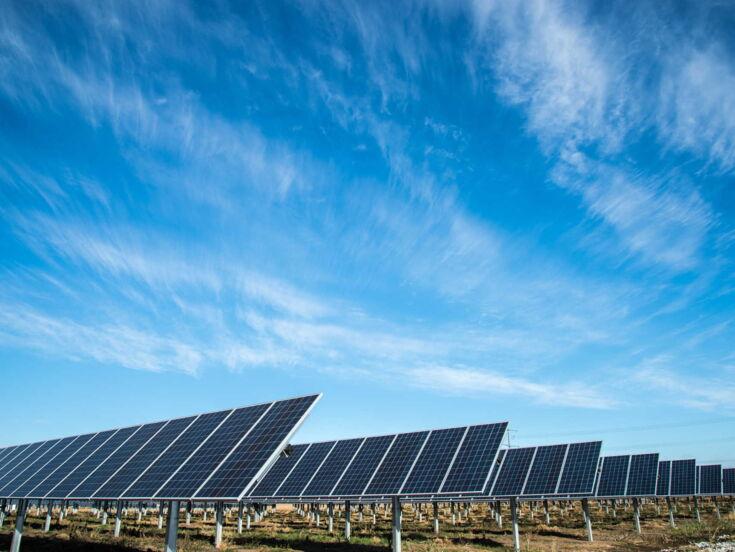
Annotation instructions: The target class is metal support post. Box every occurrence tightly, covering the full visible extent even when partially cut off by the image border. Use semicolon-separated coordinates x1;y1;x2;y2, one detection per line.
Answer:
666;497;676;527
328;503;334;533
114;500;123;537
633;497;641;534
10;499;28;552
582;498;593;542
433;501;439;535
693;496;700;522
102;502;109;525
246;504;251;530
392;496;402;552
344;500;351;541
237;502;244;534
543;499;550;525
510;498;521;552
44;501;53;532
451;501;456;525
714;497;721;520
215;501;224;548
158;502;164;529
165;500;179;552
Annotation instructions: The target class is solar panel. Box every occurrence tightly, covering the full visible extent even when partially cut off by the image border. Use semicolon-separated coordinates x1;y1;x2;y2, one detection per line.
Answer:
365;431;429;496
302;439;363;497
194;395;320;500
332;435;395;496
249;444;310;497
522;444;567;496
276;441;336;497
400;427;467;495
723;468;735;495
596;455;630;497
626;454;659;496
490;446;535;497
698;465;722;495
440;423;507;493
1;394;320;501
670;459;696;496
656;460;671;496
556;441;602;495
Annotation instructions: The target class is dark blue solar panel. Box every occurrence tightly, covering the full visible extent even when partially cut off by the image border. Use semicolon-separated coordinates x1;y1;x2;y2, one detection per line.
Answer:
14;434;96;498
124;411;228;498
0;444;37;485
195;395;319;499
723;468;735;495
0;446;17;468
333;435;394;496
96;417;194;498
596;455;630;497
626;454;659;496
302;439;363;496
522;444;567;496
0;439;63;496
155;404;271;499
486;449;506;494
76;423;166;498
249;444;310;497
556;441;601;495
491;447;535;497
48;428;136;499
656;461;670;496
401;428;465;495
276;441;335;497
441;423;507;493
366;431;429;495
698;465;722;495
33;432;112;498
670;459;696;496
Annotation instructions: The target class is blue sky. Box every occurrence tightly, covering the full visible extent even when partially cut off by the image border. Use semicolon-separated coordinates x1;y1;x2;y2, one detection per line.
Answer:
1;1;734;465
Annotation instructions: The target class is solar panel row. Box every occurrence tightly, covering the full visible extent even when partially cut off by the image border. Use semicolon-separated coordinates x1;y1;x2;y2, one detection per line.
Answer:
594;454;659;497
724;468;735;495
248;422;508;498
487;442;602;498
697;465;722;496
655;459;696;497
0;395;319;501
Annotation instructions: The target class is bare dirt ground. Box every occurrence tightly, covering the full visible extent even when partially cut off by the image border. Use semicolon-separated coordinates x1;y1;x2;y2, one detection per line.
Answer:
0;500;733;551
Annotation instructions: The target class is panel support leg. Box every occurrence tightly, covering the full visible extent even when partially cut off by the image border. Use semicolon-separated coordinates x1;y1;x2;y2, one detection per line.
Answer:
510;497;520;552
246;505;251;530
633;497;641;534
328;503;334;534
44;501;53;532
114;500;123;538
582;498;593;542
0;499;6;528
215;501;224;548
392;496;402;552
10;499;28;552
432;501;439;535
315;503;320;527
693;496;700;522
102;502;109;525
158;502;164;529
666;497;676;527
714;497;721;520
165;500;179;552
344;501;351;541
543;499;550;525
237;502;244;534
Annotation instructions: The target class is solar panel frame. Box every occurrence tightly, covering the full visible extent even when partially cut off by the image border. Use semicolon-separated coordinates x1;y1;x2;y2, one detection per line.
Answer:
489;446;536;497
400;427;466;496
248;444;311;498
274;441;336;497
698;465;722;496
364;431;430;496
723;468;735;495
595;455;631;498
656;460;671;496
0;440;63;496
625;453;659;497
669;459;696;496
0;444;39;487
521;444;568;497
439;423;508;494
300;438;364;498
555;441;602;496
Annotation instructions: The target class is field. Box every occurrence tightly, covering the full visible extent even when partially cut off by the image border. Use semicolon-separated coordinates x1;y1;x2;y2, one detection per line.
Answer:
1;500;733;551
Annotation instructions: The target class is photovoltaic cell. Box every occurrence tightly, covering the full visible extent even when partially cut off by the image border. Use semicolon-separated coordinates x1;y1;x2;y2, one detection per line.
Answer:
249;444;310;497
670;459;696;496
698;465;722;495
723;468;735;495
0;440;62;496
657;461;671;496
366;431;429;495
0;444;40;490
333;435;395;496
0;446;17;468
522;444;567;496
14;434;96;498
596;455;630;497
440;423;507;493
401;428;465;495
626;454;659;497
124;412;229;498
74;423;165;498
276;441;335;497
195;395;319;499
556;441;601;495
95;418;193;498
491;447;535;497
302;439;363;497
156;404;271;499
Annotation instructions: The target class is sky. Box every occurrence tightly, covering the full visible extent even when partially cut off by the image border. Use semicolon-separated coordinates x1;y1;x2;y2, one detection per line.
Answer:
1;0;734;465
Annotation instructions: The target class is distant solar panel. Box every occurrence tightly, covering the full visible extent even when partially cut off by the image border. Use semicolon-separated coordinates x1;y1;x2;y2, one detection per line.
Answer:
656;460;671;496
670;459;696;496
400;428;465;495
490;446;535;497
276;441;336;497
333;435;395;496
522;444;567;496
249;444;310;497
440;424;506;493
596;455;630;497
302;439;362;497
626;454;659;496
366;431;428;496
556;441;602;495
698;465;722;496
1;394;320;501
723;468;735;495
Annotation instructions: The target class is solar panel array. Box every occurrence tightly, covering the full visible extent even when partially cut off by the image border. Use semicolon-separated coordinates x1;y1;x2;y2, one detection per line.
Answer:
0;395;319;501
248;422;507;499
697;465;722;496
594;454;658;498
724;468;735;495
485;442;602;498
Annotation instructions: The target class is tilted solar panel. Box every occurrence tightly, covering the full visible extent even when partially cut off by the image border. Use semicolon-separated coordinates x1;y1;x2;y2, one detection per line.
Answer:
490;446;535;497
723;468;735;495
440;423;507;493
0;440;63;496
401;427;465;495
276;441;336;497
333;435;395;496
302;438;363;497
698;465;722;495
670;459;696;496
656;460;671;496
626;453;659;497
522;444;567;496
366;431;429;496
556;441;602;495
596;455;630;497
249;444;310;497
